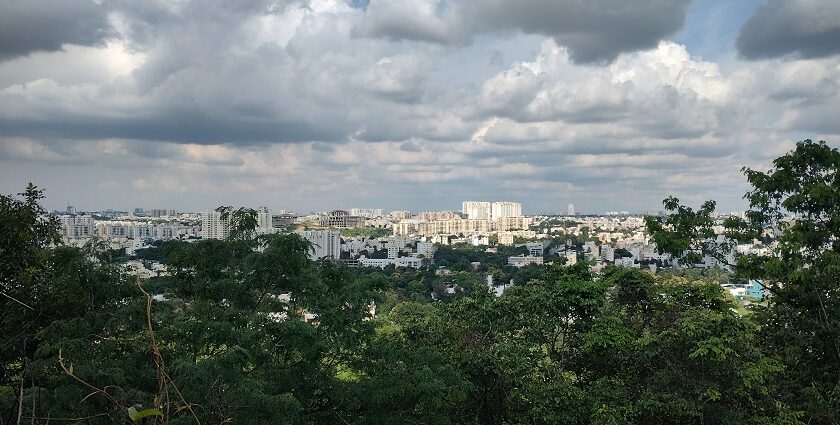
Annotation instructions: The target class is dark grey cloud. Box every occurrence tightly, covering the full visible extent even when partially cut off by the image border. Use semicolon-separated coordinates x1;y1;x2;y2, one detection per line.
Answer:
0;0;113;61
0;113;343;145
354;0;693;64
474;0;693;63
736;0;840;60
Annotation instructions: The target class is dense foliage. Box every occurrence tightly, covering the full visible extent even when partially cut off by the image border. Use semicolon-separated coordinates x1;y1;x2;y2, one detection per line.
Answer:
646;139;840;424
1;140;837;424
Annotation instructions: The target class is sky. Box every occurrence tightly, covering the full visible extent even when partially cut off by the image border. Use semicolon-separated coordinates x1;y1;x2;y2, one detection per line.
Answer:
1;0;839;215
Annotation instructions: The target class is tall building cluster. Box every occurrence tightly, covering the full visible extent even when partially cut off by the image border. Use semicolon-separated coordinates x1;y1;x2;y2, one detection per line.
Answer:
461;201;523;220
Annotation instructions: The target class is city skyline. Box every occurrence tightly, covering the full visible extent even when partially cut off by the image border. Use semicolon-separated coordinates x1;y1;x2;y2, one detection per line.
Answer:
2;0;839;213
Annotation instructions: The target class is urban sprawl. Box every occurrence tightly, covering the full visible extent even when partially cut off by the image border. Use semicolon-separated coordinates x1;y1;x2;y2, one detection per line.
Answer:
56;201;769;304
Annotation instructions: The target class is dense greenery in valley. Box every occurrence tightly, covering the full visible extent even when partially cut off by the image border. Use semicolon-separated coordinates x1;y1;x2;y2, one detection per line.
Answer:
1;140;838;424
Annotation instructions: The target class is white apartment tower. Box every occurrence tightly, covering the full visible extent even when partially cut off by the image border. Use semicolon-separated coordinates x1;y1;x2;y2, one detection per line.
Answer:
299;230;341;260
201;210;231;240
567;203;576;216
461;201;491;220
59;215;95;240
256;207;272;230
491;201;522;220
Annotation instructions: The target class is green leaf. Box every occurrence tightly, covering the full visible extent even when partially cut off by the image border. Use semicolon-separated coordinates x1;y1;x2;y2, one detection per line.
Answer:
127;406;163;423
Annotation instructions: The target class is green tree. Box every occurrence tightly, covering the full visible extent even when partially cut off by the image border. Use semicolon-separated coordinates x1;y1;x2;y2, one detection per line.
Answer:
645;139;840;423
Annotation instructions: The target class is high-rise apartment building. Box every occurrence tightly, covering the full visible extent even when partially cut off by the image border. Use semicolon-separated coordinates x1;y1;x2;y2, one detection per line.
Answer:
491;201;522;220
201;210;231;240
462;201;491;220
299;230;341;260
567;203;576;216
59;215;94;239
202;208;272;239
256;207;272;230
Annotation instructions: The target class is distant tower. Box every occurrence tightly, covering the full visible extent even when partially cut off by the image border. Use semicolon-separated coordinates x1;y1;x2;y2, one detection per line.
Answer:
567;203;575;216
66;204;76;215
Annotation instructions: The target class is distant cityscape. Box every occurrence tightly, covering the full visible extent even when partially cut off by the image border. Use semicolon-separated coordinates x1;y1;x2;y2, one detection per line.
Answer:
52;199;765;302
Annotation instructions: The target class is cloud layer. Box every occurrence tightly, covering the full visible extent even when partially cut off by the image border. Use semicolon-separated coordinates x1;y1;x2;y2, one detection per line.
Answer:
1;0;839;214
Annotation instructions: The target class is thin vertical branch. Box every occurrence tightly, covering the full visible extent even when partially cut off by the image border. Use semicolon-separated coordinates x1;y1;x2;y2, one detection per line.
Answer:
135;274;202;425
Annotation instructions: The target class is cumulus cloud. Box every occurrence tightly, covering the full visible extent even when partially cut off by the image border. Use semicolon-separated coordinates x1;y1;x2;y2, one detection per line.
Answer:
737;0;840;60
475;41;733;142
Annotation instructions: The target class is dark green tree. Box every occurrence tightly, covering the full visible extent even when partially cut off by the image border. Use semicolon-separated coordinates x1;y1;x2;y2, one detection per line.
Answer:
645;139;840;424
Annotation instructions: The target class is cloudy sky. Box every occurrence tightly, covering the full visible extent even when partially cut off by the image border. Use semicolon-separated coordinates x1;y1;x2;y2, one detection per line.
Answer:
1;0;839;214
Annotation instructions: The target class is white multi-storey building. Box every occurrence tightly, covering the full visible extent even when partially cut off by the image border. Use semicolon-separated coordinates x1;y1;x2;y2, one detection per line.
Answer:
386;236;407;259
257;208;272;230
461;201;491;220
359;256;423;269
491;202;522;220
508;255;544;267
202;208;273;239
299;230;341;260
416;242;434;258
201;210;231;240
59;215;95;240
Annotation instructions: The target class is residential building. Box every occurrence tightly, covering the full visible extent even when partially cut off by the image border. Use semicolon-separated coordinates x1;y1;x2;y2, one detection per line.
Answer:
201;210;231;240
300;230;341;260
256;207;272;230
526;242;544;257
508;255;544;267
272;213;297;228
349;208;384;218
498;232;514;245
416;241;434;258
462;201;491;220
491;201;522;220
59;214;95;240
359;256;423;269
390;210;412;220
